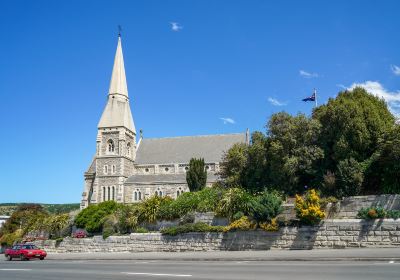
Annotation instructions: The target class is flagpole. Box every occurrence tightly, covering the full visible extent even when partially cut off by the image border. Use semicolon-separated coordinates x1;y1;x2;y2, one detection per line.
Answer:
314;88;318;108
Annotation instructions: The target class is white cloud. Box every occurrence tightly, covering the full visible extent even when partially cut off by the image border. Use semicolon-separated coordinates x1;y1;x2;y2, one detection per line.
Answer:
299;70;319;78
336;84;347;90
391;65;400;76
348;81;400;116
268;97;286;106
220;117;235;124
170;22;183;32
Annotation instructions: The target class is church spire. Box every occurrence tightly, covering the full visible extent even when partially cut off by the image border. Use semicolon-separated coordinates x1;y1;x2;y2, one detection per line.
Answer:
98;35;136;134
108;35;128;97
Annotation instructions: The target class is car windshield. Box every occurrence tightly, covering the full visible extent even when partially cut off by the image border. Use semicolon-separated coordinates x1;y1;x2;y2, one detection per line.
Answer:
21;245;37;249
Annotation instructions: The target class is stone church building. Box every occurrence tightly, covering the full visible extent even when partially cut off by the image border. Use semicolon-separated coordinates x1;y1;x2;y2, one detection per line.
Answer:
80;36;248;209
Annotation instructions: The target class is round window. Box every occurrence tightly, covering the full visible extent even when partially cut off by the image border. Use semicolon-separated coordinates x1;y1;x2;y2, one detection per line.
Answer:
185;166;189;171
145;168;149;172
165;167;169;172
206;166;210;170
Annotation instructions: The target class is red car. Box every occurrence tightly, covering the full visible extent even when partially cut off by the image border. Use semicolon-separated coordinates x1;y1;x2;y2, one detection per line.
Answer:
5;244;47;261
73;230;87;238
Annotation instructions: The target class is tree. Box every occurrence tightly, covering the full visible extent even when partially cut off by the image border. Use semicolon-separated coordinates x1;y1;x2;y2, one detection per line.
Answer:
335;158;364;197
219;143;248;188
265;112;324;195
313;87;395;172
365;125;400;194
186;158;207;192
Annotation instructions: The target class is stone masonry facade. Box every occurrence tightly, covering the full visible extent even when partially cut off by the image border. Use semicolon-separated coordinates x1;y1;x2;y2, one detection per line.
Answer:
35;219;400;253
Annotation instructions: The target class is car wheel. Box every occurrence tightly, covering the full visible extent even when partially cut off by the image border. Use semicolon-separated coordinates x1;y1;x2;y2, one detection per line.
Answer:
5;254;12;261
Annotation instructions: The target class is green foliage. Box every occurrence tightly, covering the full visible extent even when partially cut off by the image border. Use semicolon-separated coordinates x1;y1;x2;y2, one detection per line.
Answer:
74;201;119;233
157;187;223;220
218;87;396;197
386;210;400;219
140;195;173;224
313;87;394;169
249;191;283;223
266;112;324;195
0;203;80;216
134;227;149;233
365;126;400;194
102;214;118;239
186;158;207;192
160;222;225;236
216;188;254;220
335;158;364;197
357;207;386;219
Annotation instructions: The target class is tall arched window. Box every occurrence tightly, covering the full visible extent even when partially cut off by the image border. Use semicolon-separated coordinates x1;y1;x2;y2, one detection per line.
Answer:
112;186;115;201
127;142;131;156
176;187;184;198
107;186;110;201
102;187;106;202
107;139;115;153
133;189;142;202
155;188;163;197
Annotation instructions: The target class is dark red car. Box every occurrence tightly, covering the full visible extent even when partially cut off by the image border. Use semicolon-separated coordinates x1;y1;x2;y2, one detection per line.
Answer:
5;244;47;261
73;230;87;238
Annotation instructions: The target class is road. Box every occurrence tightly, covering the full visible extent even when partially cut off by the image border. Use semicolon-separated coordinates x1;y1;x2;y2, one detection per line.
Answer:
1;258;400;280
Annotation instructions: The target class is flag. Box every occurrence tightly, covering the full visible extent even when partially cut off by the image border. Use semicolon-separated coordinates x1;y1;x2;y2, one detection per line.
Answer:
302;92;316;102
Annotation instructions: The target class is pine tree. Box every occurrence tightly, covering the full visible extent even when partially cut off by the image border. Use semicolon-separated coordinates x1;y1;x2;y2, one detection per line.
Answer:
186;158;207;192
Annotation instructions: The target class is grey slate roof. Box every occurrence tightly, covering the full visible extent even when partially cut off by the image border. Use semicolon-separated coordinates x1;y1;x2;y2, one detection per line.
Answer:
135;133;246;165
125;173;218;184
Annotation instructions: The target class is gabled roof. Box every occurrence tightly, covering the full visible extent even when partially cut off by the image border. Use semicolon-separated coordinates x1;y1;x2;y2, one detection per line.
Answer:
135;133;246;165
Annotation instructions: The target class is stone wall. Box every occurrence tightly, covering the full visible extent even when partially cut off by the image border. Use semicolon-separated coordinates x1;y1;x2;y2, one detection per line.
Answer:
335;195;400;218
281;195;400;220
34;219;400;253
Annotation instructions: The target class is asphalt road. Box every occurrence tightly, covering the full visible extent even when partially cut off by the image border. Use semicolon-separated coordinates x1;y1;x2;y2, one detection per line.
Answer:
1;258;400;280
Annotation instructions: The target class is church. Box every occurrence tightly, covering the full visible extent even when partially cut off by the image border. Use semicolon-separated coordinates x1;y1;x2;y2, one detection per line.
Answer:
80;36;248;209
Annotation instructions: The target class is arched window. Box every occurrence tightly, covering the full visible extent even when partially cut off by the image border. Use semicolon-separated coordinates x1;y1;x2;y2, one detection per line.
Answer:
112;186;115;201
112;165;116;174
107;139;115;153
176;187;184;198
127;142;131;156
102;187;105;202
155;188;163;197
133;189;142;202
107;186;110;201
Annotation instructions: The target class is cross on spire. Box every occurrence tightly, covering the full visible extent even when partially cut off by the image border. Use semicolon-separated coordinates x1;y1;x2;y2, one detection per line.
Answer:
118;25;122;37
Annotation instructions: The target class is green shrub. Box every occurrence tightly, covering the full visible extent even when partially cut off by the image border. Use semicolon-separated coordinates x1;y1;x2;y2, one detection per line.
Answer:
216;188;254;220
158;187;223;220
134;227;149;233
249;191;283;223
102;214;118;239
386;210;400;219
157;192;199;220
186;158;207;192
140;195;173;223
160;222;225;236
357;207;386;219
74;201;119;233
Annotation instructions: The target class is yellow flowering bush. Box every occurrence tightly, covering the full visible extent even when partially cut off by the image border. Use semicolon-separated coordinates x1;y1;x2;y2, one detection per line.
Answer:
295;189;325;225
259;218;279;232
224;216;256;232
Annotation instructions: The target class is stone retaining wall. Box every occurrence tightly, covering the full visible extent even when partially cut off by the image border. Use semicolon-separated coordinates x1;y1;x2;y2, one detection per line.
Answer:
34;219;400;253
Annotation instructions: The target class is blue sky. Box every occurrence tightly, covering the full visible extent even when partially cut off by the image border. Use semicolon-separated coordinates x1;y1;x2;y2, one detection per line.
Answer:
1;0;399;203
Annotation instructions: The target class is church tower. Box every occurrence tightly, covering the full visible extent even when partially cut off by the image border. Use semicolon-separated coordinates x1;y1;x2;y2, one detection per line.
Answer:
81;35;136;209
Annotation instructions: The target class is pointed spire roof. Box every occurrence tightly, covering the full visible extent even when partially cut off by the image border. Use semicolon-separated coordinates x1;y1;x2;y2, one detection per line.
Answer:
108;36;128;97
98;36;136;134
